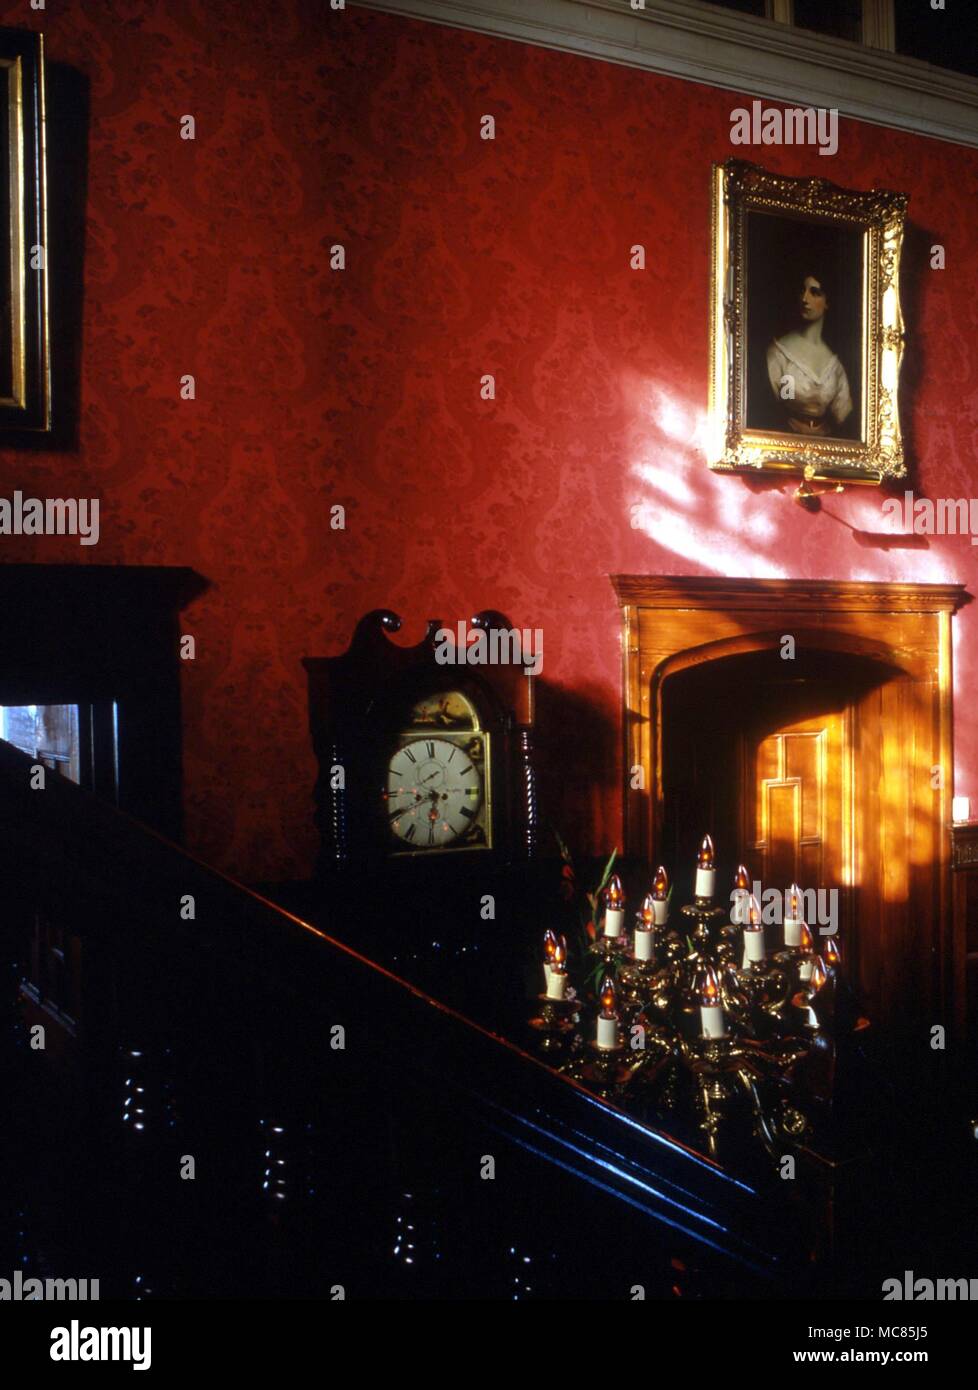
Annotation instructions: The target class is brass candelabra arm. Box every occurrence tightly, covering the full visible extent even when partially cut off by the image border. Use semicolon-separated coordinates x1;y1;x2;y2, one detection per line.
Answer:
680;899;727;952
734;1034;813;1089
660;931;688;969
724;961;793;1032
588;934;630;966
623;1038;675;1090
616;958;661;1012
528;993;581;1058
740;1070;813;1164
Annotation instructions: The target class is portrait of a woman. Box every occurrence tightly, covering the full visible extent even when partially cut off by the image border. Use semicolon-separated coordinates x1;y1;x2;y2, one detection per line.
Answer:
766;273;853;436
744;212;863;441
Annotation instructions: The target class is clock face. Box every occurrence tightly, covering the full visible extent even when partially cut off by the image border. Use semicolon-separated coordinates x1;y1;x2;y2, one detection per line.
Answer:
385;734;487;852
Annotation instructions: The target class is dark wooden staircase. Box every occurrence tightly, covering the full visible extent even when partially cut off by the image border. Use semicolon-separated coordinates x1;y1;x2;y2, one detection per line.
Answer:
0;735;797;1299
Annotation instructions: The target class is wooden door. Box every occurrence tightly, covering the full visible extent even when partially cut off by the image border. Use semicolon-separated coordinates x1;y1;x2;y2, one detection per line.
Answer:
620;576;963;1033
746;708;849;897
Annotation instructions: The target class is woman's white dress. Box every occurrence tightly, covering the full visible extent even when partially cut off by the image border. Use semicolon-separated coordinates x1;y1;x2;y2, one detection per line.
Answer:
766;338;853;429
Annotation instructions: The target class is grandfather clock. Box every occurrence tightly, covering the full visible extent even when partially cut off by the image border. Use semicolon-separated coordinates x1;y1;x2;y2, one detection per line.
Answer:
304;608;541;978
303;611;541;921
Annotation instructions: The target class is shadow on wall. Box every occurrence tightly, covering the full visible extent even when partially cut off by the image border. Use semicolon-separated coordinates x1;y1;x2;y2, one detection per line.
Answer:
534;676;620;861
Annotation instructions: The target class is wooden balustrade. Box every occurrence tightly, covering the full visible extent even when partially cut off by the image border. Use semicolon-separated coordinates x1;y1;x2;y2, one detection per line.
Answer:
0;736;790;1298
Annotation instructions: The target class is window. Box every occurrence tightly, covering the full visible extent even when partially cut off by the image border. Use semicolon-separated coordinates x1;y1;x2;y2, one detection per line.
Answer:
1;704;82;783
893;0;978;81
1;701;119;801
705;1;875;44
709;0;767;15
706;0;978;81
793;0;862;44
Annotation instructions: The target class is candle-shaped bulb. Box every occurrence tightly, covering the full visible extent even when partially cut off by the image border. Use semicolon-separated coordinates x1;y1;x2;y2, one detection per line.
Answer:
650;865;670;924
694;835;716;900
731;863;751;924
784;885;807;947
743;893;765;963
695;962;725;1038
824;935;841;968
800;922;813;952
545;933;569;1000
603;874;625;937
542;927;557;989
810;955;827;993
633;921;655;961
639;893;655;928
596;973;620;1049
696;963;720;1006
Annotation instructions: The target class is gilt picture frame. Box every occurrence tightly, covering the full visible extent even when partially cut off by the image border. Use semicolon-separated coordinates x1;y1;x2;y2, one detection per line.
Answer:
0;28;49;432
708;159;907;484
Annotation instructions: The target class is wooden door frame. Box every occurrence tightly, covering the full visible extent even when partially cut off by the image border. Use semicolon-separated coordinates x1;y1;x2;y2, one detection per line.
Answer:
610;576;970;1032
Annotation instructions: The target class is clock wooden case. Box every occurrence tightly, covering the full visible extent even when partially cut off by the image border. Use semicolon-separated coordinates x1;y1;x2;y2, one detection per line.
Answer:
303;610;540;881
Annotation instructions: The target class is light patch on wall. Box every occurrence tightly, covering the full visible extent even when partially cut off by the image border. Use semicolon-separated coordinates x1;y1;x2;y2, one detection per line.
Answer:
626;382;787;576
638;385;692;445
629;490;788;578
632;461;695;506
714;484;778;542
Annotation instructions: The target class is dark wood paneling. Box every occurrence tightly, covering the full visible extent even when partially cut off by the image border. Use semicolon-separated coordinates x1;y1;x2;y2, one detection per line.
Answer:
952;822;978;1040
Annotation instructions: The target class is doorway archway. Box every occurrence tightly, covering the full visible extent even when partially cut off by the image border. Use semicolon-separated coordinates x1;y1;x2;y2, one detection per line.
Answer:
611;576;968;1032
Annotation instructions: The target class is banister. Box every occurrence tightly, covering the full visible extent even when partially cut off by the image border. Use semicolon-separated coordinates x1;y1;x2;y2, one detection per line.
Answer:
0;735;793;1297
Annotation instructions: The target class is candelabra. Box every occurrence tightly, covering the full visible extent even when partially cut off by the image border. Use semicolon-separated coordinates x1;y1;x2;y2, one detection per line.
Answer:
528;992;580;1057
530;933;582;1058
531;841;866;1168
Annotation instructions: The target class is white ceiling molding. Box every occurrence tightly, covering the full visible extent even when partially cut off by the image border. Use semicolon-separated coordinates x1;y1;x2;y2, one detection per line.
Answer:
351;0;978;150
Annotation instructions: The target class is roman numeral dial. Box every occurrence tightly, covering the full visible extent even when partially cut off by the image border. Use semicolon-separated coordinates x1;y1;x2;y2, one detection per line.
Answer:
386;735;485;850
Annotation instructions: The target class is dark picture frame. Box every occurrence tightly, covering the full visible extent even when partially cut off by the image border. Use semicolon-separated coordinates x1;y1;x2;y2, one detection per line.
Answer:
0;28;49;432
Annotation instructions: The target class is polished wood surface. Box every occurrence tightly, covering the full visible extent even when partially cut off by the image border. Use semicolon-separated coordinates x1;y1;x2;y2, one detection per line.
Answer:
952;820;978;1040
749;708;845;894
303;609;540;875
611;575;969;1033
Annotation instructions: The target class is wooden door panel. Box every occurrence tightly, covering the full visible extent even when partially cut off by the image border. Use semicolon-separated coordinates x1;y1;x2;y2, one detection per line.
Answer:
748;714;845;898
762;777;800;887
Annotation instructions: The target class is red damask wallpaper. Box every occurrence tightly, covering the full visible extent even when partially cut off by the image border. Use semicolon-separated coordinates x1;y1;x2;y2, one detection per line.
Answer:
1;1;977;880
